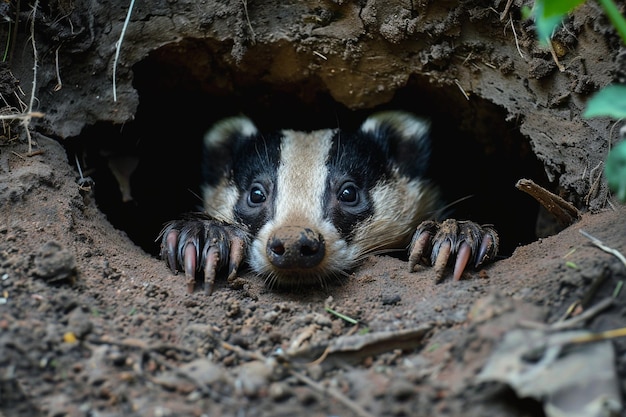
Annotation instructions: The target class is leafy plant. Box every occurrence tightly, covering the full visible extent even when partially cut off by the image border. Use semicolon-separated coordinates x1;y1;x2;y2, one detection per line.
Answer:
528;0;626;201
605;141;626;201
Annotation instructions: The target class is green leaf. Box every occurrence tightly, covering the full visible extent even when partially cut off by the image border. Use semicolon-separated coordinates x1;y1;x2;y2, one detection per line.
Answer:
583;85;626;119
605;141;626;203
532;0;564;44
532;0;585;44
543;0;586;18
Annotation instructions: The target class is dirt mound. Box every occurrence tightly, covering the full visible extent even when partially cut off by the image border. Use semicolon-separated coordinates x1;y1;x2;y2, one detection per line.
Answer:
1;1;625;416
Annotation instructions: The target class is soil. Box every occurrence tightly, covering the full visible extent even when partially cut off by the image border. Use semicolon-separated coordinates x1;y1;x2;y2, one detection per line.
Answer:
1;1;626;417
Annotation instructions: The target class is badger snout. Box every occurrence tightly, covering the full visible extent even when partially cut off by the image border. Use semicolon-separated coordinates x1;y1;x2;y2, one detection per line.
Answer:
266;226;326;270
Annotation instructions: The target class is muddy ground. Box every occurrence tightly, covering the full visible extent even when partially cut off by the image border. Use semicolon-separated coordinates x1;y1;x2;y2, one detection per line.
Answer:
1;1;626;416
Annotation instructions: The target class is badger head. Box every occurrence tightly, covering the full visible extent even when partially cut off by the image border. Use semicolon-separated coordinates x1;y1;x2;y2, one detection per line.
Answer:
201;111;441;287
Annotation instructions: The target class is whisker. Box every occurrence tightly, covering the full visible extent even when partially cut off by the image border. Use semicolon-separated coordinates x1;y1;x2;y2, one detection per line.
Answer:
186;188;204;205
431;194;474;220
263;271;279;290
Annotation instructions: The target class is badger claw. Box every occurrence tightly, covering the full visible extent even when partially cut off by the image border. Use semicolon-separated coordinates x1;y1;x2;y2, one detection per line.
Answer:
158;214;248;294
184;242;198;292
408;219;499;281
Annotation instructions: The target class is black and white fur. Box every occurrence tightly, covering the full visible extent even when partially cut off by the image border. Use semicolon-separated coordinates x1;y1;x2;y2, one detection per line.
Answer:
160;111;498;293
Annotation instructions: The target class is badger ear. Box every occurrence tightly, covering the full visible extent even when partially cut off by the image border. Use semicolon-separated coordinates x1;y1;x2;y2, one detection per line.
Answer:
204;116;258;149
360;111;431;178
203;116;258;185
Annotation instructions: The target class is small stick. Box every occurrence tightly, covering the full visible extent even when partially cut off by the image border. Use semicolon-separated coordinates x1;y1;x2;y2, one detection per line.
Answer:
113;0;135;102
510;15;524;59
547;38;565;72
53;46;62;91
520;297;614;331
568;326;626;344
499;0;514;21
24;0;39;154
515;178;581;226
289;369;377;417
454;79;470;100
241;0;256;43
0;111;44;121
579;229;626;269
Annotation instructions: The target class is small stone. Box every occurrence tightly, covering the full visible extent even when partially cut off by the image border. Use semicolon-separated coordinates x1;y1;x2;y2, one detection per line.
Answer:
33;241;77;283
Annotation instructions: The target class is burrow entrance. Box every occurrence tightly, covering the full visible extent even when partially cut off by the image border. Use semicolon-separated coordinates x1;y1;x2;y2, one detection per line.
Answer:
64;39;552;261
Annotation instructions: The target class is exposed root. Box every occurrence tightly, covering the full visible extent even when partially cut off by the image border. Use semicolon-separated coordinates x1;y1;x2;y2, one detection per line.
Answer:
509;15;524;59
515;178;581;227
112;0;135;101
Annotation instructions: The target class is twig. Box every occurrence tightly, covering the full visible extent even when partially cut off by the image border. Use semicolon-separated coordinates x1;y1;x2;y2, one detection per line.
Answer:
289;369;377;417
454;79;470;100
612;280;623;298
568;325;626;344
241;0;256;43
499;0;514;21
516;178;581;226
313;51;327;60
547;38;565;72
579;229;626;269
520;297;614;331
554;297;614;330
113;0;135;102
23;0;39;154
53;46;62;91
0;111;43;121
608;119;624;148
11;150;25;160
510;15;524;59
584;161;604;205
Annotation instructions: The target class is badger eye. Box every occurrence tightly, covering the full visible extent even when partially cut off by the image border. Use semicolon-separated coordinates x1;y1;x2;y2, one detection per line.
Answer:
337;182;359;205
248;184;267;206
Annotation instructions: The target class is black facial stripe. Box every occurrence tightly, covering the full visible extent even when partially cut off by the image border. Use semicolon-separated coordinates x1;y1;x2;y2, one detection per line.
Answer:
363;121;431;179
324;130;389;241
202;137;237;188
232;132;282;234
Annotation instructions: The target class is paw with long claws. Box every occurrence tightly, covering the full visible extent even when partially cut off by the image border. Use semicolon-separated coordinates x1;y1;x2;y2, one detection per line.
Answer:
158;214;249;294
408;219;499;281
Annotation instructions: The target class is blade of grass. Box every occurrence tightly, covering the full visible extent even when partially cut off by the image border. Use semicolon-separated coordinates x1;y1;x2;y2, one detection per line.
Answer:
596;0;626;42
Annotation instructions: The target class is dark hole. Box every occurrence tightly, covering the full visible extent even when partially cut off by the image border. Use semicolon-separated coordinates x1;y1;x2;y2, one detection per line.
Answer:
63;39;552;261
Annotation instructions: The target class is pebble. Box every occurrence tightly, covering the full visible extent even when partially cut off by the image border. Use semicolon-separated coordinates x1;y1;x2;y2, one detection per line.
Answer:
33;241;76;283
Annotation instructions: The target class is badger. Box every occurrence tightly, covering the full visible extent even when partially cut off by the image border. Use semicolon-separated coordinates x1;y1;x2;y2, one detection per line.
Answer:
159;111;498;294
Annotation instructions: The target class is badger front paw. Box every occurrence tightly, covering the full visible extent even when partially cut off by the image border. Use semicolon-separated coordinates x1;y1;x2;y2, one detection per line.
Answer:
408;219;498;281
158;214;249;294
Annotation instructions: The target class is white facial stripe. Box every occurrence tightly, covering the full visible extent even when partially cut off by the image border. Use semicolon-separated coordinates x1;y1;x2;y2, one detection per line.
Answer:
350;175;440;254
273;129;334;224
203;179;239;223
248;128;355;280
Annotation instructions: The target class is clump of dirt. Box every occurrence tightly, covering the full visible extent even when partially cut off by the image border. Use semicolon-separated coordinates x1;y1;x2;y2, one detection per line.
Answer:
1;1;625;416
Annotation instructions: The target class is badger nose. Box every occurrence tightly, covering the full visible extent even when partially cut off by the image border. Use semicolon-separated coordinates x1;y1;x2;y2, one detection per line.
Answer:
267;227;325;269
